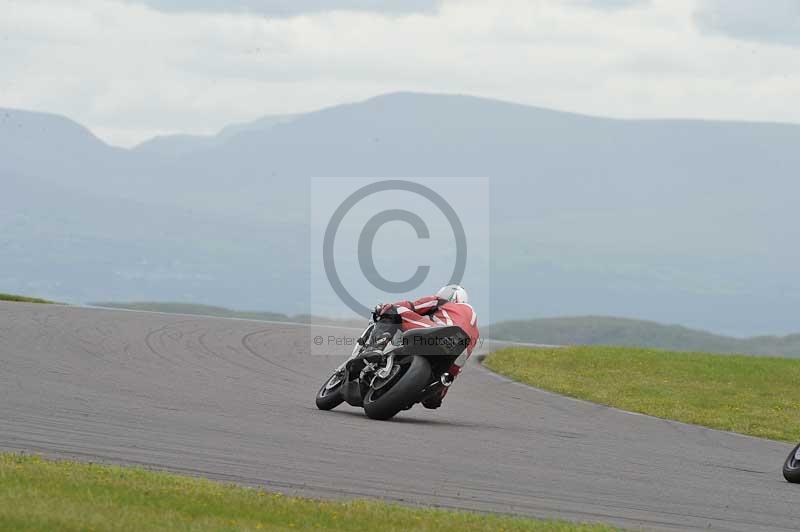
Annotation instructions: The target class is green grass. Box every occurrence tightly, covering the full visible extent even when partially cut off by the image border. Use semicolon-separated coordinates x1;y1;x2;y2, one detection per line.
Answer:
0;293;55;304
484;346;800;442
0;453;616;532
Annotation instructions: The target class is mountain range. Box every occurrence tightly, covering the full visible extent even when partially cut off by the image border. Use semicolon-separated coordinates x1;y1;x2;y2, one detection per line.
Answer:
2;92;799;336
485;316;800;357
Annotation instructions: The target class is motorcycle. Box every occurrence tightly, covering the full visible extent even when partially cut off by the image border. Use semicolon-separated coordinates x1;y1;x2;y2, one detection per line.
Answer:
783;443;800;483
315;315;470;420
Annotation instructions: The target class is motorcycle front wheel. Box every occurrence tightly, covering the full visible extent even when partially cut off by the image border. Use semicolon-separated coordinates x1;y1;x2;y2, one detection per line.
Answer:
315;371;345;411
363;355;431;420
784;443;800;483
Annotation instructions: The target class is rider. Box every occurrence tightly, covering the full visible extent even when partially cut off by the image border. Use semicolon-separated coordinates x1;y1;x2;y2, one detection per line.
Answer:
373;285;479;409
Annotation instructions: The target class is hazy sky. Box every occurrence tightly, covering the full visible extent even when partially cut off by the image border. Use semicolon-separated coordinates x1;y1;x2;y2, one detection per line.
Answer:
1;0;798;146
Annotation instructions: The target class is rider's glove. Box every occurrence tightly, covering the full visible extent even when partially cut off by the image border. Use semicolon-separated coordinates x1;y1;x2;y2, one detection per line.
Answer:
372;303;393;321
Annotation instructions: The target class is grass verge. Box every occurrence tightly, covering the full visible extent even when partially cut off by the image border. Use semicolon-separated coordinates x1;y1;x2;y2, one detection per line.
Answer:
484;346;800;442
0;293;54;304
0;453;617;531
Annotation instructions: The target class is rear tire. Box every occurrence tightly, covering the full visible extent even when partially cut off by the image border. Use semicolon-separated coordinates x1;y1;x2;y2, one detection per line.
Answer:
315;372;345;411
784;443;800;483
363;356;431;420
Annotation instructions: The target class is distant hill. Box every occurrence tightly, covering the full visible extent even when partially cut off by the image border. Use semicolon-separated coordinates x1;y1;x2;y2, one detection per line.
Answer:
4;93;800;335
132;114;296;157
485;316;800;358
91;302;364;328
0;293;55;304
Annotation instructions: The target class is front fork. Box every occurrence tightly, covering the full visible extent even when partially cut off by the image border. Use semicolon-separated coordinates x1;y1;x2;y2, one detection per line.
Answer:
332;340;364;374
331;322;375;374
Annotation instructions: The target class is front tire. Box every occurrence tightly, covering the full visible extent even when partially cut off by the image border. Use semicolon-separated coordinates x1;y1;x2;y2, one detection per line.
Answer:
363;356;431;420
316;372;345;411
784;443;800;483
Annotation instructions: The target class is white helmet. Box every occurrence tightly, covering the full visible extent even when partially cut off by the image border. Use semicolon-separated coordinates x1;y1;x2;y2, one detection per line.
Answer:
436;284;468;304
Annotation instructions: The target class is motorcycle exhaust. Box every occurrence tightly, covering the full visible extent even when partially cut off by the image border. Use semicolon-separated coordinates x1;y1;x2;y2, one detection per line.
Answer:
440;372;454;387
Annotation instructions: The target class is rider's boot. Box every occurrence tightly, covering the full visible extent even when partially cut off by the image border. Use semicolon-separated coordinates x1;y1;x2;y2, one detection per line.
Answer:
422;393;443;409
422;372;454;409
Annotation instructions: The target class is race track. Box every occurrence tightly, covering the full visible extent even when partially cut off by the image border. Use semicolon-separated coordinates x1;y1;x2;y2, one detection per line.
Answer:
1;302;798;530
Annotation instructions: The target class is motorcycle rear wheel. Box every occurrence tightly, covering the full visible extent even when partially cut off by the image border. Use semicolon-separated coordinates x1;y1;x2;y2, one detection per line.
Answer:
363;355;431;420
784;443;800;483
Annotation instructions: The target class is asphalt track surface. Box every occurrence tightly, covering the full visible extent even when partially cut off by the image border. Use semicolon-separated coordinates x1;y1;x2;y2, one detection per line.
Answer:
1;302;799;531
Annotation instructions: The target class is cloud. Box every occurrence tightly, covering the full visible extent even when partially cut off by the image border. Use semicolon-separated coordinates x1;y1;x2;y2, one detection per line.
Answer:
694;0;800;47
2;0;799;147
567;0;651;11
123;0;440;17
